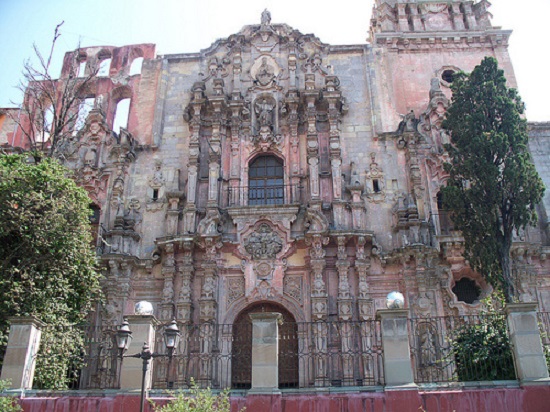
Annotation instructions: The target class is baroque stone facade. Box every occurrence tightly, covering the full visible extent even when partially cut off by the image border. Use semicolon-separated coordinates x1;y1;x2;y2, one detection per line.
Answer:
4;1;550;341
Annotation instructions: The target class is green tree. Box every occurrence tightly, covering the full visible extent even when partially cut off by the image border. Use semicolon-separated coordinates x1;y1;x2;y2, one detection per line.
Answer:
442;57;545;302
0;154;100;387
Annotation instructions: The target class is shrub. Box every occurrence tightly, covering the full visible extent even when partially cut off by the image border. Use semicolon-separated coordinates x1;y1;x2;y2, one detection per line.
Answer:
0;380;22;412
151;379;244;412
451;315;515;381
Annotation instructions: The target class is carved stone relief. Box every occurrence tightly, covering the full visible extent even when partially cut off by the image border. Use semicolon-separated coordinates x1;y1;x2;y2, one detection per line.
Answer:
244;223;283;259
226;277;245;308
283;275;303;304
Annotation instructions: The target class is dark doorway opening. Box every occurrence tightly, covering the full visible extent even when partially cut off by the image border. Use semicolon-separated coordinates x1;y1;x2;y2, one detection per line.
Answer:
231;301;298;389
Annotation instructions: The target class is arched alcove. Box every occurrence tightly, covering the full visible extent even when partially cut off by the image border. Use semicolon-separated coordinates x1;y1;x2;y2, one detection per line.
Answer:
231;301;298;389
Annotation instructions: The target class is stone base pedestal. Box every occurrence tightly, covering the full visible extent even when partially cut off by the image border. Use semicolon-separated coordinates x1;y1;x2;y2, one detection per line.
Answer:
250;312;282;390
0;317;44;389
377;309;415;387
506;303;549;383
119;315;158;390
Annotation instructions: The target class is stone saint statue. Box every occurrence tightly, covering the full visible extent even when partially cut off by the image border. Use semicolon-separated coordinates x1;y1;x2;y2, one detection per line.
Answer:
261;9;271;25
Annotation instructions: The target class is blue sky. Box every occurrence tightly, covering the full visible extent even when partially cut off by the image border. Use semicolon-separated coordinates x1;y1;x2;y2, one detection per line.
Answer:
0;0;548;121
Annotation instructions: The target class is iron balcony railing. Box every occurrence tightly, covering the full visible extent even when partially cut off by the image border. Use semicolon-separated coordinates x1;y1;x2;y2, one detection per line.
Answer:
430;211;456;236
222;183;305;208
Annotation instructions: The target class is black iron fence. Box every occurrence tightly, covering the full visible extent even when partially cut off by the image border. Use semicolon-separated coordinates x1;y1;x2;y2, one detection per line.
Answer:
294;320;384;388
409;314;516;383
222;184;305;207
537;312;550;366
151;320;384;390
151;323;234;390
33;324;119;390
30;314;521;390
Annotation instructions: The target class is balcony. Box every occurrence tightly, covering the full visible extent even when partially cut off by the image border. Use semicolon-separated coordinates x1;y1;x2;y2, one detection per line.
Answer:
222;183;305;208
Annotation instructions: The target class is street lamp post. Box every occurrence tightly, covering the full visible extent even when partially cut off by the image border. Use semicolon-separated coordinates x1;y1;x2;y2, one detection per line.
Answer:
116;319;181;412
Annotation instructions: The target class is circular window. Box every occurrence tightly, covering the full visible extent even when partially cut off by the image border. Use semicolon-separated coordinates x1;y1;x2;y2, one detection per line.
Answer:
452;277;481;304
436;66;461;88
441;69;455;84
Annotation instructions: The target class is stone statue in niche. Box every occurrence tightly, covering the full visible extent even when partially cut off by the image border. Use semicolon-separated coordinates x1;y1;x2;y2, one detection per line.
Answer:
255;97;274;128
150;162;165;187
244;223;283;260
397;110;418;134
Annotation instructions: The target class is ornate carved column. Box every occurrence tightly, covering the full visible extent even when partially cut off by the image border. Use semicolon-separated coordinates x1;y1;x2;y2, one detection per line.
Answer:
176;240;194;323
336;236;352;320
197;235;221;386
103;260;131;327
208;79;226;209
336;235;353;383
160;243;176;321
356;258;373;321
306;233;329;386
304;80;320;201
228;100;243;206
183;81;204;233
286;90;301;202
166;169;183;237
325;76;343;201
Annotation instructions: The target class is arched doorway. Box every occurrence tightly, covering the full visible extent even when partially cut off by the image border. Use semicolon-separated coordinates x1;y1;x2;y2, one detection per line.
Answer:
231;302;298;389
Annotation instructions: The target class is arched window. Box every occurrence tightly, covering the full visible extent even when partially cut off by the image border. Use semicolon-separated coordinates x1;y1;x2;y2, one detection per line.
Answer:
98;57;111;77
248;156;284;205
74;97;95;133
436;191;454;235
78;60;87;77
113;98;131;133
129;57;143;76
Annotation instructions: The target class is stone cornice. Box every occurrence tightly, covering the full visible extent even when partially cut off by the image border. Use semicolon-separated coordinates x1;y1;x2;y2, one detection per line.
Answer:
373;29;511;50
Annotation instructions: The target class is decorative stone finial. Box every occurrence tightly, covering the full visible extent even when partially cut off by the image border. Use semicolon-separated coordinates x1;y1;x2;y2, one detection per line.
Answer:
135;300;154;315
386;291;405;309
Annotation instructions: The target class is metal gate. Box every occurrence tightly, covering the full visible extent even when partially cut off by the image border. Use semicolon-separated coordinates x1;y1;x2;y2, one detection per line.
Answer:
231;302;298;389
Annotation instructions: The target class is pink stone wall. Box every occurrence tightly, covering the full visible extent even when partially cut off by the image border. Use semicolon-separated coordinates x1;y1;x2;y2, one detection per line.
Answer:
18;386;550;412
